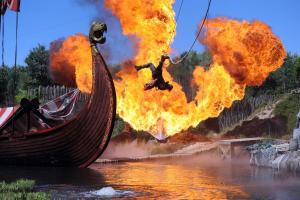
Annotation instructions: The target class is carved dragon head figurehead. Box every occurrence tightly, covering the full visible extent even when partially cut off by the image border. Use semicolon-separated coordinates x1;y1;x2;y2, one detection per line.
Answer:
89;22;107;46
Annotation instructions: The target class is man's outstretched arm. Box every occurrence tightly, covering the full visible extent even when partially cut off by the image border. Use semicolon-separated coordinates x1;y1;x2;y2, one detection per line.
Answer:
135;63;151;70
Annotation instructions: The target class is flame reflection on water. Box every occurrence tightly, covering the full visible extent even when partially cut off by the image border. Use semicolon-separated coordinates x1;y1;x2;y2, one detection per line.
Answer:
92;161;249;199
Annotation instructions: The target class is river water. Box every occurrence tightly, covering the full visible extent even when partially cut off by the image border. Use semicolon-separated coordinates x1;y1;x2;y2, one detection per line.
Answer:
1;155;300;199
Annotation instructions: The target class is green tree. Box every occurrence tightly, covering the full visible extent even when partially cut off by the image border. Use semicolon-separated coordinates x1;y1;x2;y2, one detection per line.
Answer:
14;66;30;103
0;66;9;105
3;66;29;105
246;53;300;97
274;94;300;134
294;56;300;85
168;51;212;101
25;44;54;87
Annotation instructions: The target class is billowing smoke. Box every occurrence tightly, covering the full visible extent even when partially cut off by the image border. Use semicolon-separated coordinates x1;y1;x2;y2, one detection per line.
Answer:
199;18;285;86
49;39;77;87
76;0;134;63
102;140;152;159
49;0;133;87
49;34;92;93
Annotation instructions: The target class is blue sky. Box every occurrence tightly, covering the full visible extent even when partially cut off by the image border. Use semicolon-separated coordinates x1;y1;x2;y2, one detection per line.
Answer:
2;0;300;66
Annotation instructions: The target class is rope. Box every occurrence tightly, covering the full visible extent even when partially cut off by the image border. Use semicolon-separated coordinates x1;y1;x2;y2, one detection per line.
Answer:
175;0;184;23
169;0;212;65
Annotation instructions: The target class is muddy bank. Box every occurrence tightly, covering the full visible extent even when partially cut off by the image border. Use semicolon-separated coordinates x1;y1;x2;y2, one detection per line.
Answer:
225;116;287;138
103;130;212;158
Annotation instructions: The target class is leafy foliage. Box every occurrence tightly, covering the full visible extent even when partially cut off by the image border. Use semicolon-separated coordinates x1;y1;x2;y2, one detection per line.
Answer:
246;53;300;97
112;115;125;137
0;179;49;200
0;66;9;105
274;94;300;134
0;179;35;193
168;51;212;101
0;44;56;105
25;44;54;87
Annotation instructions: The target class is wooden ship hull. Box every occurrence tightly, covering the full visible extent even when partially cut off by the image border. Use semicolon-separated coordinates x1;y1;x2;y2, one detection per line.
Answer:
0;22;116;168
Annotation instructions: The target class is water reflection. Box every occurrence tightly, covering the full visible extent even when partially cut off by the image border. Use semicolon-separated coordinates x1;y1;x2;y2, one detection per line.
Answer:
1;155;300;199
92;160;248;199
0;166;105;186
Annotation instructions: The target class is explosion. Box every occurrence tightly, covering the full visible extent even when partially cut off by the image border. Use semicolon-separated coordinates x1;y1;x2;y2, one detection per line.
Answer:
49;1;286;139
105;1;285;139
50;34;92;93
201;18;285;86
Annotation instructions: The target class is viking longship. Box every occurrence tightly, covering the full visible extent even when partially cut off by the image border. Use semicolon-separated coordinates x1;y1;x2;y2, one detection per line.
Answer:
0;22;116;168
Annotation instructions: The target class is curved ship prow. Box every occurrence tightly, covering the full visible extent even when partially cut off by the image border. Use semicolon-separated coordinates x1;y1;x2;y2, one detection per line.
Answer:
0;22;116;168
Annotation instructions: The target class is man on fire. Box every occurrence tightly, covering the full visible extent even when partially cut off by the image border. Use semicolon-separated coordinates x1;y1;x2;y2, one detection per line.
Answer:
135;55;173;91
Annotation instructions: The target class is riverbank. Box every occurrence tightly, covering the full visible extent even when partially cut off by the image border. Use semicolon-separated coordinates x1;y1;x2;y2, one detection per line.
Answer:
1;154;300;199
97;142;217;163
103;126;300;176
250;140;300;173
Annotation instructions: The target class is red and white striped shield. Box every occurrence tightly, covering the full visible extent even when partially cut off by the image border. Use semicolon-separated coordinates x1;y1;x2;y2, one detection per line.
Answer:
0;107;17;127
5;0;20;12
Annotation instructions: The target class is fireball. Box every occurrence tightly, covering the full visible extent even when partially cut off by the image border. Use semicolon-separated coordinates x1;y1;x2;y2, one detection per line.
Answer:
50;1;286;139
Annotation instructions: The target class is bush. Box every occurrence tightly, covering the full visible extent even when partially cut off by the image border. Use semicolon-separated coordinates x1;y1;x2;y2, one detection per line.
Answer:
0;192;49;200
0;179;35;193
274;94;300;134
0;179;49;200
15;89;28;104
112;116;125;137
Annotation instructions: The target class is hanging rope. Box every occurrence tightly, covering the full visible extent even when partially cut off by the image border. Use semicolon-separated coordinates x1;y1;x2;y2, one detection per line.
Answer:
169;0;212;65
175;0;184;23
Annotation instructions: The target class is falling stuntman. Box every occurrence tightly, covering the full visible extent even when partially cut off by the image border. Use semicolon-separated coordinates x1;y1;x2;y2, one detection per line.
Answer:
135;55;173;91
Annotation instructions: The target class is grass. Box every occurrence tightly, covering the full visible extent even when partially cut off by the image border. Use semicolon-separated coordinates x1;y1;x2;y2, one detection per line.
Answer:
112;116;125;137
274;94;300;134
0;179;49;200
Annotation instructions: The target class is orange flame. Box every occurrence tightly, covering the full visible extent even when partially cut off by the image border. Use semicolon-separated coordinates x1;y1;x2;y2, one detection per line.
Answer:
104;0;176;65
104;1;285;138
201;18;286;86
50;34;92;93
49;2;286;139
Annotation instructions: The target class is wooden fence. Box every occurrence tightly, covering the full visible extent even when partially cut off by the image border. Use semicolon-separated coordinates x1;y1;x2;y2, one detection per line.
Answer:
0;86;89;107
218;95;277;132
217;88;300;128
27;86;89;104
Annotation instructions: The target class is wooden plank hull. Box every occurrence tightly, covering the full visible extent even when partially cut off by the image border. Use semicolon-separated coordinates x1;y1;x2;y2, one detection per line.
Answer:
0;45;116;168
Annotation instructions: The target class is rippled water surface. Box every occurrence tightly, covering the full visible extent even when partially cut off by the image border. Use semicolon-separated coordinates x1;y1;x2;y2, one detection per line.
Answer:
1;155;300;199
